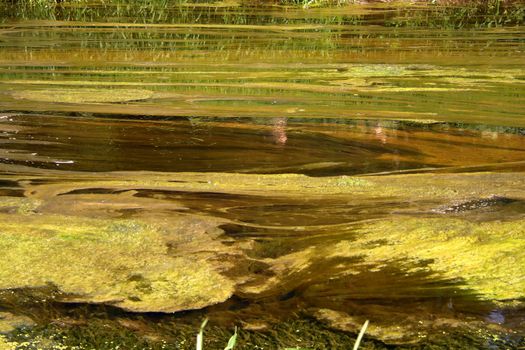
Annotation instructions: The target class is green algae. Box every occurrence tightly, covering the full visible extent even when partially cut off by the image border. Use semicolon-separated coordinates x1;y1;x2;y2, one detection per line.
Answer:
0;212;234;313
0;1;524;347
12;89;154;104
0;335;16;350
334;217;525;301
0;197;40;215
21;170;525;205
17;173;375;200
0;169;524;344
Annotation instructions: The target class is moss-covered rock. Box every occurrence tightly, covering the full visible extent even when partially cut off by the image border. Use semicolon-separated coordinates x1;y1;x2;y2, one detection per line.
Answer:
0;312;34;335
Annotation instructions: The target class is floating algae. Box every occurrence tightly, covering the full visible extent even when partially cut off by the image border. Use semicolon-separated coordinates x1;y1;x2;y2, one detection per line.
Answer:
334;217;525;301
11;88;154;104
0;212;235;313
0;169;524;344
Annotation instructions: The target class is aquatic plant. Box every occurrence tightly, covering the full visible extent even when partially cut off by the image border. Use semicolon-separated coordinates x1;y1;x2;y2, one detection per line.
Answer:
353;320;369;350
196;318;208;350
195;318;366;350
196;319;238;350
1;0;523;27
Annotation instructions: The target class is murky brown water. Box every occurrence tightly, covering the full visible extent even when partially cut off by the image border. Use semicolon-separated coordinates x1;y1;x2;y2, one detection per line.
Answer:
0;1;524;349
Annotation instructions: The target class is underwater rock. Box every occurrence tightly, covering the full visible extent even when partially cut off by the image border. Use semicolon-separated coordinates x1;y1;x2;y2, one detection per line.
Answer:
312;308;418;344
0;312;35;334
431;195;518;214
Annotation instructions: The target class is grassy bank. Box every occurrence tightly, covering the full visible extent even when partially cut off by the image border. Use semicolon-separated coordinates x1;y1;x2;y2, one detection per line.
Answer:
1;0;523;27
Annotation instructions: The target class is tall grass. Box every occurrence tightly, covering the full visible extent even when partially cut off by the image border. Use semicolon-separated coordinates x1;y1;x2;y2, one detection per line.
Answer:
386;0;524;27
2;0;523;27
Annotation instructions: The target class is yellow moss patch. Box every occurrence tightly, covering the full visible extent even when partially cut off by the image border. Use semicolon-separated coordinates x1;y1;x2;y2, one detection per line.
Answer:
0;197;40;214
337;217;525;300
0;336;17;350
0;213;234;312
12;88;154;104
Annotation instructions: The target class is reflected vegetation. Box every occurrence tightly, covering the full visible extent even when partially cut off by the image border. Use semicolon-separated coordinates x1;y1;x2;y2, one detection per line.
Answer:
0;0;524;349
1;22;524;125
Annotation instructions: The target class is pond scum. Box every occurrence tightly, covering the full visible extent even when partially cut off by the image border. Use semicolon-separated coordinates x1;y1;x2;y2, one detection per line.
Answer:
1;0;525;349
0;170;524;348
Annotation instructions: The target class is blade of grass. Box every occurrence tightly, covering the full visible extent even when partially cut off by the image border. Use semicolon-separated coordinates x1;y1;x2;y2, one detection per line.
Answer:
352;320;369;350
196;318;209;350
224;326;238;350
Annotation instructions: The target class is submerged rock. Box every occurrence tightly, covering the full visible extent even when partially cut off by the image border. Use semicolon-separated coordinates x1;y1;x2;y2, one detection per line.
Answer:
431;195;518;214
312;308;416;344
0;312;35;334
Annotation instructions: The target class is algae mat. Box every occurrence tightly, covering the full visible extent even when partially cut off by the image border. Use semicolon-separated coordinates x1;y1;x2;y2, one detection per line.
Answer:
0;1;524;348
1;169;525;304
0;168;524;345
12;89;154;104
0;211;235;313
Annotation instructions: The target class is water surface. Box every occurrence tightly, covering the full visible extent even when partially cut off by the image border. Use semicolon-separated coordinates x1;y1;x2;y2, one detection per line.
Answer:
0;2;524;349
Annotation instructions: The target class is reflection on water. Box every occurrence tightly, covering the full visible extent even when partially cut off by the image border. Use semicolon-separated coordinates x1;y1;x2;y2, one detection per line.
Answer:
1;115;524;175
0;1;524;349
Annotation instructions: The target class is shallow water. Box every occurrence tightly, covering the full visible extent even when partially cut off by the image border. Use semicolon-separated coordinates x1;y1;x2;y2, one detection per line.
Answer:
0;1;524;349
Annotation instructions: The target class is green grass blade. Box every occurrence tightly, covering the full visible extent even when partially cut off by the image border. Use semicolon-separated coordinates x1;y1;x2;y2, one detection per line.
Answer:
196;318;209;350
224;326;238;350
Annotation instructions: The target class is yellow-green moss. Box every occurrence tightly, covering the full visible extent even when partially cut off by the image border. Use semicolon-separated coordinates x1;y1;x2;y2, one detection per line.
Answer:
0;213;234;312
0;335;17;350
335;217;525;300
0;197;40;215
12;88;154;104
